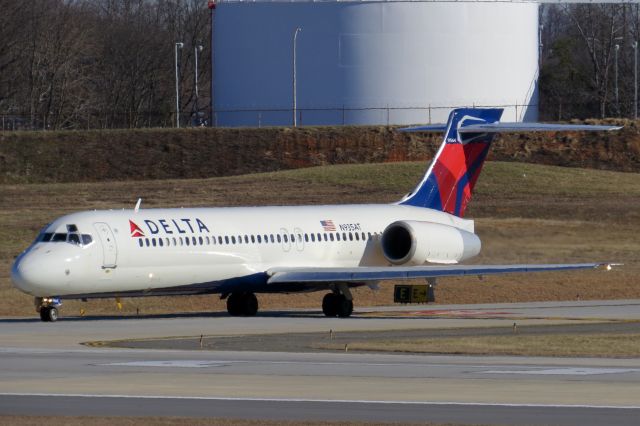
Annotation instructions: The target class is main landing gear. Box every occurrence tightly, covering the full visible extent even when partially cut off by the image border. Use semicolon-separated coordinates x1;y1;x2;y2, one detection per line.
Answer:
35;297;61;322
226;292;259;317
322;286;354;318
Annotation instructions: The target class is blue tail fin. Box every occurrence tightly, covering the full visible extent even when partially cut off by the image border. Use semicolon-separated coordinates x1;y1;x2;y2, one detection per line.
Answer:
399;108;503;217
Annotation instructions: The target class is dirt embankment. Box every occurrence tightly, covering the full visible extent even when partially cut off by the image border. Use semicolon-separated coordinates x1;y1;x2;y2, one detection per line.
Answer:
1;120;638;184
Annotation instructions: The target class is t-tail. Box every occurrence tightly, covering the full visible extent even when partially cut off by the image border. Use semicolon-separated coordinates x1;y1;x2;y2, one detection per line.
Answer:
398;108;621;218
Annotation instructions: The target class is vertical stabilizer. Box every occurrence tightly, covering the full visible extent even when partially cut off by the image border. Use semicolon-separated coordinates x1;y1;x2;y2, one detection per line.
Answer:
399;108;503;217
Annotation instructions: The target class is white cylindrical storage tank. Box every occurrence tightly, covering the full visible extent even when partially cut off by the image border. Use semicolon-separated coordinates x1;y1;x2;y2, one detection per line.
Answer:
212;0;539;127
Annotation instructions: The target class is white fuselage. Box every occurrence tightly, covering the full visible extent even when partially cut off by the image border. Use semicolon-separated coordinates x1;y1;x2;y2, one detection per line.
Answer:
11;203;477;298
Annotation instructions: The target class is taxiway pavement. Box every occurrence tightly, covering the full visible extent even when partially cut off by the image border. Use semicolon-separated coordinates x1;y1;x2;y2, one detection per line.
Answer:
1;300;639;425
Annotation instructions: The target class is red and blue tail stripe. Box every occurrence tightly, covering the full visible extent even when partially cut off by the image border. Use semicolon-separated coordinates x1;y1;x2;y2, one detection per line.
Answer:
399;108;503;217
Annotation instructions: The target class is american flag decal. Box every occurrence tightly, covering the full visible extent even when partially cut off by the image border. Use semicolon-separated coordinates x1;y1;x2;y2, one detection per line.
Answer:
320;220;336;232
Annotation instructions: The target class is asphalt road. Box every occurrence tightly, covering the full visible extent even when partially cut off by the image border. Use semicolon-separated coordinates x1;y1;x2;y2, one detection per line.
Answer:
1;300;639;425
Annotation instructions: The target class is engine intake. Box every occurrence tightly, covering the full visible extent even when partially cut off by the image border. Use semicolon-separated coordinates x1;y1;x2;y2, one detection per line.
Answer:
381;220;480;265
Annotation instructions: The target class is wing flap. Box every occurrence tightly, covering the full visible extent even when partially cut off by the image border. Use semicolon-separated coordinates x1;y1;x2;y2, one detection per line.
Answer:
267;263;615;284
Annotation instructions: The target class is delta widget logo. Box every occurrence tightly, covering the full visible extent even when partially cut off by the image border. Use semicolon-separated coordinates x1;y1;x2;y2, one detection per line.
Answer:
129;220;145;238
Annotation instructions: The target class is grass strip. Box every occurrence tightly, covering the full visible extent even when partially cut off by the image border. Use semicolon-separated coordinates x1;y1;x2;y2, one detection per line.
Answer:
314;333;640;358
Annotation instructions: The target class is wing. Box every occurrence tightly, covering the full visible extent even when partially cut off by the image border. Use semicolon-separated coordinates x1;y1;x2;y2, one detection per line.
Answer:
267;263;617;284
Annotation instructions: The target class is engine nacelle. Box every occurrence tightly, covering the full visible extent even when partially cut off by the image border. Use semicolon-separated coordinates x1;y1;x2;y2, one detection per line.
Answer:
381;220;481;265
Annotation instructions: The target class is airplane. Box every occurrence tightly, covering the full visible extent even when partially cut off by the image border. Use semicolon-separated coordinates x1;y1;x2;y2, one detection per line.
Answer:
11;108;621;322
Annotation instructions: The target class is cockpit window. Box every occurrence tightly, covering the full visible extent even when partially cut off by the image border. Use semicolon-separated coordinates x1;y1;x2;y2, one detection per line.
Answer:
39;228;94;247
67;224;78;233
52;233;67;242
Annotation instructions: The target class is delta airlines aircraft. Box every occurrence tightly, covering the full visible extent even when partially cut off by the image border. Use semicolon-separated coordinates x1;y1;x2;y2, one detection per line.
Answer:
11;108;620;322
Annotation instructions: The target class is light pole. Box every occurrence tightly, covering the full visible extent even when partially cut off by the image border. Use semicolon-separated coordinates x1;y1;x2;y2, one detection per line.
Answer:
615;44;620;116
538;24;543;67
292;27;302;127
633;41;638;120
175;42;184;128
194;45;203;120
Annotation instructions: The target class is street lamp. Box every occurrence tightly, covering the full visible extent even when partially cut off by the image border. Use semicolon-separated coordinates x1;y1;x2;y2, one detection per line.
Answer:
194;45;204;118
615;44;620;116
538;24;543;67
292;27;302;127
175;42;184;128
633;41;638;120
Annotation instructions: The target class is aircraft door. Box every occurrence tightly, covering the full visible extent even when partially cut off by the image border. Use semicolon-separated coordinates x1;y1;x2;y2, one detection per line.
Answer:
94;222;118;268
280;227;291;252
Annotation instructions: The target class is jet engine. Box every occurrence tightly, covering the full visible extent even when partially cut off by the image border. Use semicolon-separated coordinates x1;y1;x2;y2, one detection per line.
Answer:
380;220;481;265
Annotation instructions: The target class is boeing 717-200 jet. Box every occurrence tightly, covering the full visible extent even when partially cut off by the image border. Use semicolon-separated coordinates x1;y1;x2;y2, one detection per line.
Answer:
11;108;621;321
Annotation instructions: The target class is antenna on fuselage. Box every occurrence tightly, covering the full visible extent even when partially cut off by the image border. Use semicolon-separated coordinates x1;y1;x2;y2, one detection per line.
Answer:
134;198;142;213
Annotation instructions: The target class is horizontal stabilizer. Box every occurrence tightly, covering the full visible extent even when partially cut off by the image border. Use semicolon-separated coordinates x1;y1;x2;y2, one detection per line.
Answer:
267;263;617;284
398;124;447;133
399;122;622;133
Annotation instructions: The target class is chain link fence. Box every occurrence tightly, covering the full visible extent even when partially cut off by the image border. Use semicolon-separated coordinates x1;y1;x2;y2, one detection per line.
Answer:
3;101;634;131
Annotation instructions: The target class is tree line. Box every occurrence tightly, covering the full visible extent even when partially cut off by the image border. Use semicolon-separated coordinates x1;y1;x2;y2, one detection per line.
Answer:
540;3;640;120
0;1;638;130
0;0;210;130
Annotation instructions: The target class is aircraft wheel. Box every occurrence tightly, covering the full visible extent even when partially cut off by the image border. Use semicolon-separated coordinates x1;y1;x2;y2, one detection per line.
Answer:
227;292;258;317
226;293;242;316
39;307;58;322
242;293;258;317
336;296;353;318
322;293;338;317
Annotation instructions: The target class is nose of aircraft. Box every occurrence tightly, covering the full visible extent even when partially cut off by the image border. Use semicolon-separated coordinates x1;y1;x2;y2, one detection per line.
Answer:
12;249;45;295
11;246;69;296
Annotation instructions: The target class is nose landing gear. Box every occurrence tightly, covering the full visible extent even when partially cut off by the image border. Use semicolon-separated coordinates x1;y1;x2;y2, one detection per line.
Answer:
40;306;58;322
35;297;62;322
